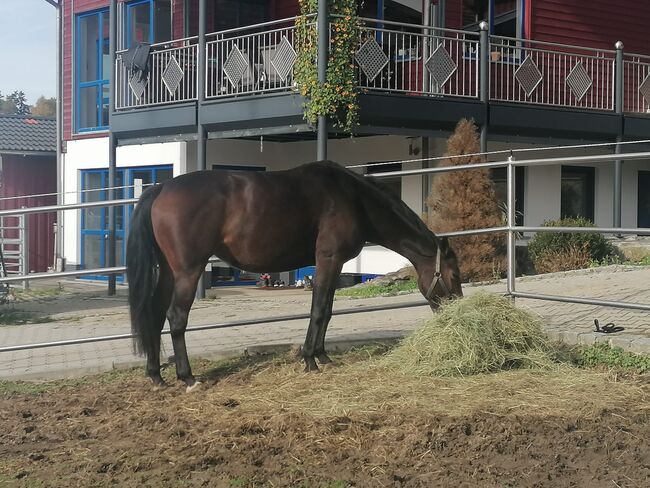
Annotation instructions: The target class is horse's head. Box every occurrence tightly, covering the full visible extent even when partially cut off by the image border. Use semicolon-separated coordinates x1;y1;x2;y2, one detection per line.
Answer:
417;237;462;309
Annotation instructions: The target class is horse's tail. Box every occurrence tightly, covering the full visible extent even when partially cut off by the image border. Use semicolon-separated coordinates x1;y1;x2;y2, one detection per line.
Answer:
127;183;165;357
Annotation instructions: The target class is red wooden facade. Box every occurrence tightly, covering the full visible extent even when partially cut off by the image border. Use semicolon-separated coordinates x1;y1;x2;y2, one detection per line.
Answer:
0;155;57;273
62;0;650;141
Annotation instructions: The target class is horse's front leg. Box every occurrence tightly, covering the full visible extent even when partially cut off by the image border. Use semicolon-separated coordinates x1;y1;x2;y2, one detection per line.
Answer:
303;257;342;372
167;268;203;392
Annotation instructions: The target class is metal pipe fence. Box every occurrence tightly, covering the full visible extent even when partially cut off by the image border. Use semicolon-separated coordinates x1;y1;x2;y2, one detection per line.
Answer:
2;147;650;354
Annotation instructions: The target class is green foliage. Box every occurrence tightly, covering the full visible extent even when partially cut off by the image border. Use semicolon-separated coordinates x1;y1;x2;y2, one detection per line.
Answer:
336;279;418;298
31;96;56;117
0;90;30;115
528;217;617;271
576;343;650;374
294;0;360;132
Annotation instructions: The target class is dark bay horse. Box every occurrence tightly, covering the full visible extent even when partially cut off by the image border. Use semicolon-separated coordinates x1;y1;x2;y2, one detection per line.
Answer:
127;161;462;391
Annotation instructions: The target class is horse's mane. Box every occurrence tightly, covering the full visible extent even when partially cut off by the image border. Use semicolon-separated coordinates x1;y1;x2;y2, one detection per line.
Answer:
319;161;437;242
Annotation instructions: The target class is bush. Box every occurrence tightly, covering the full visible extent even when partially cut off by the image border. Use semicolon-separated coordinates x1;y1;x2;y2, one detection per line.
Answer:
427;119;504;282
527;218;617;273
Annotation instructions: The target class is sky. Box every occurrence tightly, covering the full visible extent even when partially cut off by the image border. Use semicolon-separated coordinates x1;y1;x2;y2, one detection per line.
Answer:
0;0;57;104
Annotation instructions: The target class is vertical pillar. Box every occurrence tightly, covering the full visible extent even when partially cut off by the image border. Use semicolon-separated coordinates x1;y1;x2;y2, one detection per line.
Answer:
421;136;430;214
422;0;431;93
107;0;118;296
55;0;64;271
614;41;624;230
196;0;207;299
316;0;329;161
479;21;489;153
506;156;516;298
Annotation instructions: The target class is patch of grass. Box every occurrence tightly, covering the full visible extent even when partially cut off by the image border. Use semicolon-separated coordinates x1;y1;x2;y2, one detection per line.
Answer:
0;310;54;326
335;279;418;298
576;343;650;374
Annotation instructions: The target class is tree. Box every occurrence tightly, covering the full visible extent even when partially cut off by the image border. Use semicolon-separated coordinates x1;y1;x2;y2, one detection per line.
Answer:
426;119;504;282
7;91;30;115
31;96;57;117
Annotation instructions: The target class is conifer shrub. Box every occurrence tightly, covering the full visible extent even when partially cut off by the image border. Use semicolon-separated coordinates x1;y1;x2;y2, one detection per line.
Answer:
527;217;617;273
427;119;505;282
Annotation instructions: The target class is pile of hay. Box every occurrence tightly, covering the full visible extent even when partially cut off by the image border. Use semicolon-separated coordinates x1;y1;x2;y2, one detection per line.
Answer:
383;292;555;376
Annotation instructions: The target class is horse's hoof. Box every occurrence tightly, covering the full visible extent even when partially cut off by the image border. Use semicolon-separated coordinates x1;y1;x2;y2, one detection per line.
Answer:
303;357;320;373
185;380;202;394
317;353;333;365
152;382;168;392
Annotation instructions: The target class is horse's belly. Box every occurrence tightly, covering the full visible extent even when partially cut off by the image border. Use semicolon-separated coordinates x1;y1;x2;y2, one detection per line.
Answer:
218;235;316;273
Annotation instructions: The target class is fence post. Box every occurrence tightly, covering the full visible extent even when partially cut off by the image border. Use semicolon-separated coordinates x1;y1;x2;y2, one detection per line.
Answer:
21;213;29;291
316;0;329;161
506;155;516;298
479;21;489;152
614;41;624;232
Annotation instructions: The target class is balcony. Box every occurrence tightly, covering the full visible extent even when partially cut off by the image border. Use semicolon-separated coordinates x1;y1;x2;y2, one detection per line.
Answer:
112;16;650;138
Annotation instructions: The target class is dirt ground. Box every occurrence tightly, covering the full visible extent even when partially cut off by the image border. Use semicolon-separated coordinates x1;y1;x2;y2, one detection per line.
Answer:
1;349;649;488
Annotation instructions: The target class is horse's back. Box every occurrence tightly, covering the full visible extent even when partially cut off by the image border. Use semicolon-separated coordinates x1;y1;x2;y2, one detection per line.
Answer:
149;162;366;272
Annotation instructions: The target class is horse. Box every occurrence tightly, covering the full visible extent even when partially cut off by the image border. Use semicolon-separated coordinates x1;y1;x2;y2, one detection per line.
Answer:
127;161;462;392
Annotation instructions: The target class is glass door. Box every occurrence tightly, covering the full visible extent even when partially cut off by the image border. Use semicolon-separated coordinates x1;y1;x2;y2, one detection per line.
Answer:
80;170;125;280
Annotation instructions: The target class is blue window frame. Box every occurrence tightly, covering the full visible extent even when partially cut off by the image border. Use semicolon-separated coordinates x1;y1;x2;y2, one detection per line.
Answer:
125;0;171;47
80;165;173;281
76;9;110;133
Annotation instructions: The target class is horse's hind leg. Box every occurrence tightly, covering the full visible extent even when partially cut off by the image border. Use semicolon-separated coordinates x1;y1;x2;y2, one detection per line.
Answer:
303;256;343;372
167;267;203;391
147;261;173;388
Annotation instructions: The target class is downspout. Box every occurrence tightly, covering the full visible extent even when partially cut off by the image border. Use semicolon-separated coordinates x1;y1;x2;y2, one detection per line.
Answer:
44;0;64;271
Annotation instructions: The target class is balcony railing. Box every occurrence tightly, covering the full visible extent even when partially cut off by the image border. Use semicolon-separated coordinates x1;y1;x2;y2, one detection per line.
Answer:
490;37;614;111
116;37;198;109
205;17;303;99
114;16;650;116
354;18;479;98
624;52;650;114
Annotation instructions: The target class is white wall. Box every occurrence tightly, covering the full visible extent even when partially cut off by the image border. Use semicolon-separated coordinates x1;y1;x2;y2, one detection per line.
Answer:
62;136;186;266
62;133;650;277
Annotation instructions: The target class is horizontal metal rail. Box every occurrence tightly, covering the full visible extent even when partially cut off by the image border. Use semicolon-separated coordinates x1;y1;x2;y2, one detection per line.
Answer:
0;198;138;218
511;291;650;312
0;299;429;353
516;226;650;235
370;150;650;178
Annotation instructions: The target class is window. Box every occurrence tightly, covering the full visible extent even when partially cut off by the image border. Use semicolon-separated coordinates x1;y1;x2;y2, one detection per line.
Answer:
491;166;525;226
463;0;523;38
125;0;172;47
80;166;173;280
76;9;110;132
367;162;402;200
213;0;269;31
561;166;595;221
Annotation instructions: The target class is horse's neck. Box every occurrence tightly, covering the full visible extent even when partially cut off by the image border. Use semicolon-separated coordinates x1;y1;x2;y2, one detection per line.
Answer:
365;193;437;267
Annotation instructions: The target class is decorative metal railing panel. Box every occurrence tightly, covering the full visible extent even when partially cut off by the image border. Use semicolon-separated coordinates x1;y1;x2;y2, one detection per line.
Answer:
355;18;480;98
489;36;615;111
114;16;650;116
115;38;198;110
205;18;300;99
623;53;650;114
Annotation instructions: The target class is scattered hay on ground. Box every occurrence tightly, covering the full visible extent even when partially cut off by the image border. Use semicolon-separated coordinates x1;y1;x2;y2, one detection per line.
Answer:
382;292;556;377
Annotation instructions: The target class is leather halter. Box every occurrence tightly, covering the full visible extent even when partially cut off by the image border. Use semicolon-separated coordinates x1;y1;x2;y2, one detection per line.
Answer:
425;247;451;301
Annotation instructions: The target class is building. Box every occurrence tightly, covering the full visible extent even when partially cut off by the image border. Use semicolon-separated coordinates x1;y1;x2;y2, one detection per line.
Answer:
59;0;650;284
0;115;57;274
